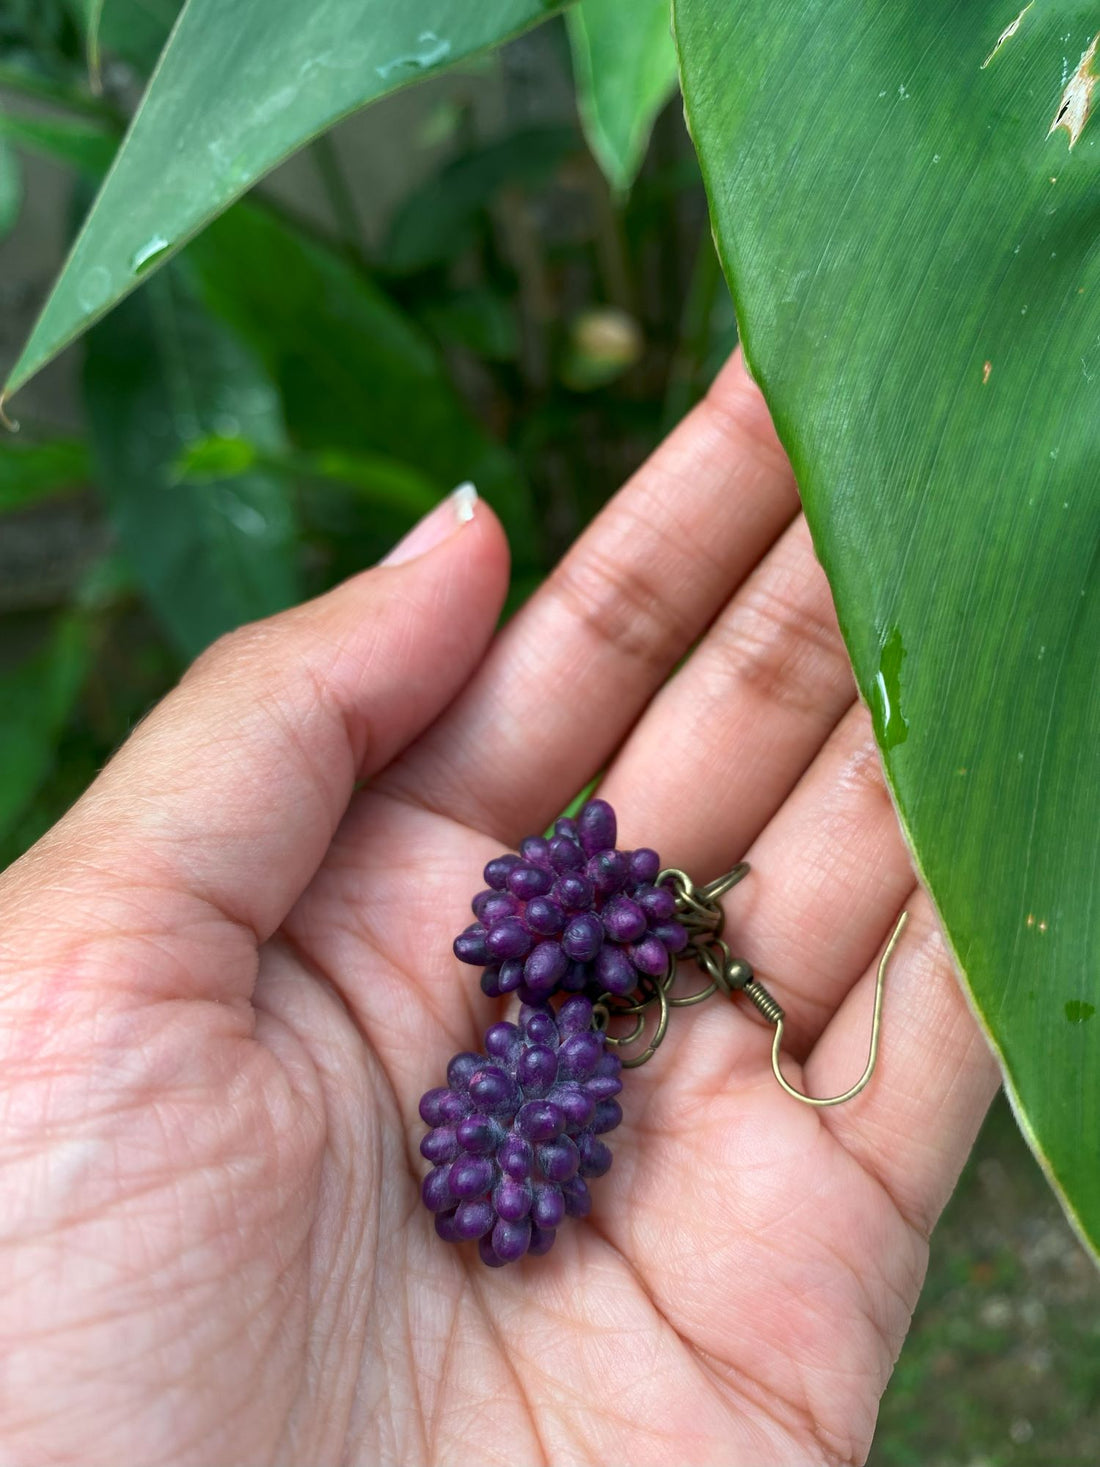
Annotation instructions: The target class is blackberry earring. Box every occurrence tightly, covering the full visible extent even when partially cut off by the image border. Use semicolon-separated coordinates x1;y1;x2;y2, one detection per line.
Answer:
418;798;907;1267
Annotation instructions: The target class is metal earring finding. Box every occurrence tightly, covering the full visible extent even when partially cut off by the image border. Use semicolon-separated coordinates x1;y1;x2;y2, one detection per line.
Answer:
595;863;908;1108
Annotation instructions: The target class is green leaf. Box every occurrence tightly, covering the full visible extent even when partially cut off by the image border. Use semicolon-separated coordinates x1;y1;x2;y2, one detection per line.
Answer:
0;439;89;511
384;125;579;273
0;616;90;842
188;204;536;556
569;0;679;193
83;265;300;656
3;0;568;403
64;0;107;88
0;108;119;176
174;435;441;517
676;2;1100;1248
0;134;22;238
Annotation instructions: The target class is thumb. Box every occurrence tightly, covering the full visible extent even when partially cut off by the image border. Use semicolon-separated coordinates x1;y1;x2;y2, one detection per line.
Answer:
1;485;509;994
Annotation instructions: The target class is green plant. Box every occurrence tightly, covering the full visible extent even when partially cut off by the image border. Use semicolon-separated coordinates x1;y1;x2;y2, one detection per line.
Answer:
0;0;1096;1365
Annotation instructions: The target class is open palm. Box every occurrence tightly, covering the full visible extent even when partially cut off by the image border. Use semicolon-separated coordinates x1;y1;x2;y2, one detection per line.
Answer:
0;356;997;1467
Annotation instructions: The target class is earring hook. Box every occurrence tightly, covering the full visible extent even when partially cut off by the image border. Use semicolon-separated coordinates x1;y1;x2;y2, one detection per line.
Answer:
759;911;908;1108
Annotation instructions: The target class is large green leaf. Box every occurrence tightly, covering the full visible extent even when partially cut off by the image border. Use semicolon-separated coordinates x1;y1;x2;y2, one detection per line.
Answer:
0;616;89;842
3;0;567;404
83;265;300;656
568;0;679;193
676;2;1100;1248
188;204;536;556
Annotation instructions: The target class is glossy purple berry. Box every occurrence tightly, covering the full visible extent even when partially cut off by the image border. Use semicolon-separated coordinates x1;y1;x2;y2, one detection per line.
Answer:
631;934;671;976
484;854;522;890
486;917;533;962
554;873;595;910
629;848;661;884
595;945;636;996
602;896;647;944
578;798;617;856
453;924;490;966
524;941;569;995
419;1002;623;1265
562;912;604;962
508;863;554;900
526;896;566;935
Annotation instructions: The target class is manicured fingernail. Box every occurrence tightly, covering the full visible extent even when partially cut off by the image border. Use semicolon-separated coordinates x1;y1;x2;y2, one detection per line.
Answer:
381;482;479;566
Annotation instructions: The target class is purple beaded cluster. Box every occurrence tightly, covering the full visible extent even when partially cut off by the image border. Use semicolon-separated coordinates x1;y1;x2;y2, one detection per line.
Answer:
454;798;687;1005
419;997;623;1265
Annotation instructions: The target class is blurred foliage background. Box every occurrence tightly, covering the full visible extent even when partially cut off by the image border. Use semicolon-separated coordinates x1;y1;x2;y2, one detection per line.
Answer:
0;4;1097;1459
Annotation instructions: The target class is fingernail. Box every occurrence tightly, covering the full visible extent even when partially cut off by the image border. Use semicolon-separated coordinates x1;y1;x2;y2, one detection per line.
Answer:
381;482;479;566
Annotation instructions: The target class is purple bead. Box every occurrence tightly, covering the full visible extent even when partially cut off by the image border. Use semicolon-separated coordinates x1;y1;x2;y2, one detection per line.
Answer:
578;1135;614;1178
532;1183;566;1229
498;1135;534;1180
456;1113;501;1155
554;873;595;911
523;941;569;995
592;1098;623;1134
653;920;688;953
480;968;503;998
453;924;490;966
587;850;628;895
595;1051;621;1078
585;1072;623;1101
516;1100;566;1141
548;835;585;872
493;1178;533;1221
420;1127;459;1164
528;1225;557;1256
549;1082;594;1128
526;897;565;935
485;1021;522;1060
520;836;553;869
631;935;671;976
486;917;533;962
521;1008;559;1046
492;1216;532;1263
480;891;520;925
484;854;521;890
601;896;647;944
471;888;495;921
434;1209;462;1243
562;912;604;962
518;1044;559;1095
558;1032;603;1080
468;1066;514;1109
561;1176;592;1218
498;959;524;993
554;816;579;839
577;798;617;856
419;1087;454;1126
422;1166;455;1213
507;863;554;900
454;1200;495;1240
595;946;637;996
629;848;661;885
478;1236;508;1268
449;1156;494;1199
557;996;595;1035
537;1135;580;1183
637;883;676;922
447;1052;482;1089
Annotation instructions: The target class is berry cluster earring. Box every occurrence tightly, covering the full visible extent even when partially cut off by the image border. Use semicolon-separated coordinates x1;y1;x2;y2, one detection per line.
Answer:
418;798;907;1267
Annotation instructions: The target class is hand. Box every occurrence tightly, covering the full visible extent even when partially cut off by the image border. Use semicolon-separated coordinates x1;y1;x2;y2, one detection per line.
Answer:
0;354;998;1467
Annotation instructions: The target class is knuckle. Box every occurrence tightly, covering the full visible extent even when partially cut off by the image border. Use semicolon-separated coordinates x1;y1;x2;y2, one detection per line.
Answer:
547;536;695;673
717;573;850;716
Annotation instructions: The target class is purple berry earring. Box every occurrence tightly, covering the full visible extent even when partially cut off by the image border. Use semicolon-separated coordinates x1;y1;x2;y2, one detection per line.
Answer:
418;799;907;1267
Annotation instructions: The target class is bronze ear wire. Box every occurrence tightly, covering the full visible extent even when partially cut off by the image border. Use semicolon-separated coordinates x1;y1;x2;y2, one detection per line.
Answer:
594;862;908;1106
